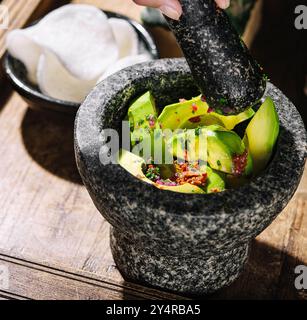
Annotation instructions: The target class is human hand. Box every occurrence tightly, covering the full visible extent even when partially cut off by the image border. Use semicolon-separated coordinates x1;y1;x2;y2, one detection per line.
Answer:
133;0;230;21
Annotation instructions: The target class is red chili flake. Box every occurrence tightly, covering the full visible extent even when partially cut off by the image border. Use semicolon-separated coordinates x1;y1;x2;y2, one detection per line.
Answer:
189;116;201;123
201;95;206;102
207;107;214;113
173;161;208;186
233;150;248;176
191;103;198;112
176;162;189;172
185;172;208;186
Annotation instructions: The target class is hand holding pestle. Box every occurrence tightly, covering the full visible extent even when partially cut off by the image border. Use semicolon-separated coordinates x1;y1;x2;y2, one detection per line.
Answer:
165;0;266;115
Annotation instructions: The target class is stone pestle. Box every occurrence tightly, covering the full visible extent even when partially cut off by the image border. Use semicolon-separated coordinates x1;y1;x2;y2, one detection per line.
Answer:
165;0;266;115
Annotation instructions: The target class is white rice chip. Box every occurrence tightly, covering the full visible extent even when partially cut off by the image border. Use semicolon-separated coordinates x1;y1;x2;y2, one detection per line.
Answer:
6;29;42;84
7;4;119;82
109;18;138;58
98;53;152;83
37;49;97;103
6;4;152;103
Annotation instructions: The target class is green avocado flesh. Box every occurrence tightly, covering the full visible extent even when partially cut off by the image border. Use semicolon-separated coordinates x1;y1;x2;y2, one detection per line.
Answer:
118;149;205;194
206;125;253;176
122;91;279;194
244;97;279;174
180;108;255;130
167;127;208;164
158;96;208;130
128;91;159;146
128;91;166;161
205;167;226;193
167;125;252;176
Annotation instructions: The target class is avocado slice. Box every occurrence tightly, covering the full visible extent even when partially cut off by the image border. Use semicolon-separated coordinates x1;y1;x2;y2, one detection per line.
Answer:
168;125;252;176
181;108;255;130
167;130;186;161
244;97;279;174
128;91;159;147
167;127;208;164
128;91;158;132
180;114;224;129
206;125;253;176
158;95;209;130
117;149;153;185
128;91;168;162
118;149;205;194
205;167;226;193
209;108;255;130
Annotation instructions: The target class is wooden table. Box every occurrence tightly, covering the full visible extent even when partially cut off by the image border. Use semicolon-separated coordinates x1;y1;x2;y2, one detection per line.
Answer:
0;0;306;300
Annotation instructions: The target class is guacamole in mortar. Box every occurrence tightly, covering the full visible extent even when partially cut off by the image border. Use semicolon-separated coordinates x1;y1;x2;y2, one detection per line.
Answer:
119;92;279;194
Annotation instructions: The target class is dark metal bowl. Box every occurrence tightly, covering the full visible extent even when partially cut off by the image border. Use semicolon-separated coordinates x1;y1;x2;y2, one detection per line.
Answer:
3;11;159;116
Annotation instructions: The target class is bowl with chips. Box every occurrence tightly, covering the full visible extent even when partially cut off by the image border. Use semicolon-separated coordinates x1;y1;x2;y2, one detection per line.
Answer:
4;4;159;115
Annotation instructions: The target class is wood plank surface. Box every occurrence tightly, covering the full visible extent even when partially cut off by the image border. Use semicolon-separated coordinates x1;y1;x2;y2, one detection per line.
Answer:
0;253;188;300
0;0;306;300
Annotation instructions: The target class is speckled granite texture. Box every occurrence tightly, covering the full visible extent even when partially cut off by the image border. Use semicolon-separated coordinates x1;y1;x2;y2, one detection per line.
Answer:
110;228;250;294
75;58;307;295
166;0;266;115
141;0;256;36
